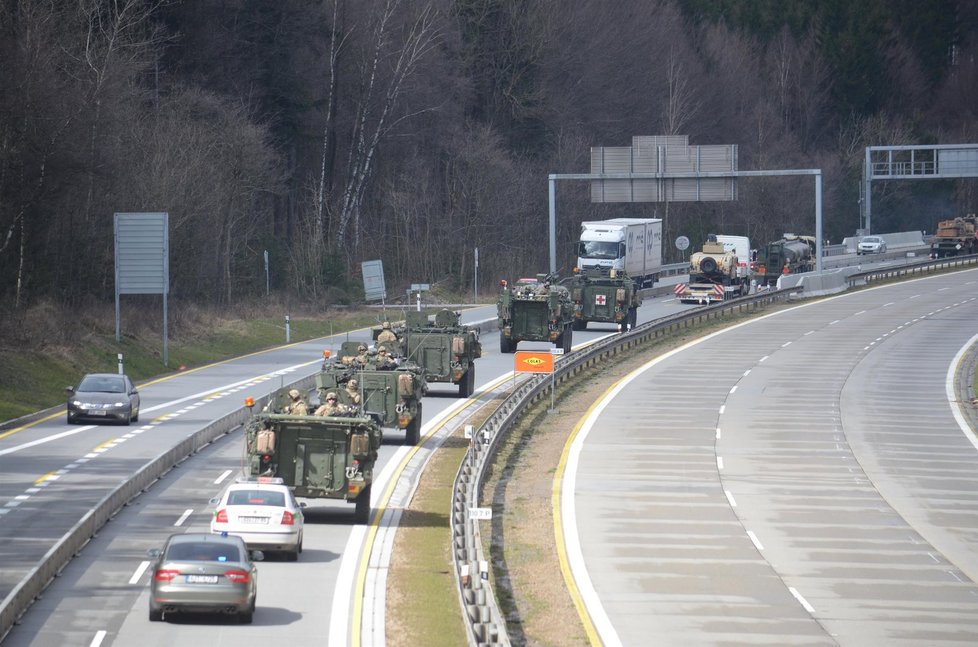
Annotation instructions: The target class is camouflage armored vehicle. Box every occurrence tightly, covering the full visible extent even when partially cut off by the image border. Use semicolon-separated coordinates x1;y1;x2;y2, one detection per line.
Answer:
676;234;750;304
318;341;427;445
244;387;382;523
399;309;482;397
497;273;575;354
565;268;641;332
929;214;978;258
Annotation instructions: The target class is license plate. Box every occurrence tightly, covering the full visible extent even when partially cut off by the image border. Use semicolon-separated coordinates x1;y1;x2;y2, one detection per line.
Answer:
88;410;107;416
239;516;269;524
186;575;219;584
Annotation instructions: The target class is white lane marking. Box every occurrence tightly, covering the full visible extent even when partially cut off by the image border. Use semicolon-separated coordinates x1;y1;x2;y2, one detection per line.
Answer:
0;359;320;457
909;294;920;298
329;525;368;647
214;470;234;485
804;330;815;336
742;369;751;377
719;405;725;415
829;319;840;325
938;287;950;291
26;488;40;494
883;302;894;307
854;310;865;315
729;386;737;394
174;509;194;526
129;561;151;585
4;501;21;508
90;630;107;647
781;341;792;348
716;457;724;470
746;530;764;550
946;332;978;452
928;553;940;563
715;428;721;440
948;571;965;583
724;490;737;507
789;587;815;613
759;355;769;362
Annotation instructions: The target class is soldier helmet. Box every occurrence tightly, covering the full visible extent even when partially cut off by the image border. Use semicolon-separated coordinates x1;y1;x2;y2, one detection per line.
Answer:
382;321;391;329
377;346;387;353
288;389;301;399
325;392;337;401
358;344;367;352
348;379;358;387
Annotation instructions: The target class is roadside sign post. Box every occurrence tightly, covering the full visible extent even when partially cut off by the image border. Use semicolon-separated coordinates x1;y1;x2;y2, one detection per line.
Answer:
514;349;559;413
410;283;430;312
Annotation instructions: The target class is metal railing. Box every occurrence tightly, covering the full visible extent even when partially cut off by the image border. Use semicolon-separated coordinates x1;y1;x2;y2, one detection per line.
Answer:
846;253;978;286
450;288;796;645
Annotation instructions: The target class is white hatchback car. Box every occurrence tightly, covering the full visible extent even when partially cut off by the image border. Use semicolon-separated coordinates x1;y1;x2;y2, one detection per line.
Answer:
210;478;305;561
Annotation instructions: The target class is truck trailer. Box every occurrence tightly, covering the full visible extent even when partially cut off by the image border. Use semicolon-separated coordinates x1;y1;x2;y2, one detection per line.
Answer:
576;218;663;288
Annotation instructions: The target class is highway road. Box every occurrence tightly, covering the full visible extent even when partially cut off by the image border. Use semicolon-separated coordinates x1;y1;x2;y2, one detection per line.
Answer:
563;268;978;646
0;283;700;646
0;249;947;646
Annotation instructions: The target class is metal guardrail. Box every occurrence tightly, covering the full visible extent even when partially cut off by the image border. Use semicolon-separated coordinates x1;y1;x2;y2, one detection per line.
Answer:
450;288;797;645
846;253;978;285
0;376;315;642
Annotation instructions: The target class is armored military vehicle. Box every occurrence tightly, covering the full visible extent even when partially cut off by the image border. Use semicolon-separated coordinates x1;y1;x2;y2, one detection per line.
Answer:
244;387;382;523
399;309;482;397
566;268;641;332
318;341;427;445
676;234;750;304
755;234;815;286
929;214;978;258
497;273;575;354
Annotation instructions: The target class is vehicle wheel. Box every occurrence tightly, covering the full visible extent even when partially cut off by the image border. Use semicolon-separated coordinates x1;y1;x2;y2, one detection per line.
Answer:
286;546;299;562
458;368;474;398
562;327;573;353
572;318;585;331
298;533;303;554
149;609;163;622
500;334;515;354
239;608;253;624
67;415;76;425
629;307;638;329
132;410;138;423
354;484;372;524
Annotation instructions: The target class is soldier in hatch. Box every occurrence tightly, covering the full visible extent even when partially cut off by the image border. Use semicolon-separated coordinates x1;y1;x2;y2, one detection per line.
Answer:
344;378;362;406
374;346;398;369
284;388;308;415
354;343;371;367
314;392;351;416
377;320;398;344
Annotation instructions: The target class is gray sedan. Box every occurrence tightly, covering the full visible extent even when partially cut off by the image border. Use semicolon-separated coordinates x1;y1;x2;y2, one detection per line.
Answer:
148;532;262;623
66;372;139;425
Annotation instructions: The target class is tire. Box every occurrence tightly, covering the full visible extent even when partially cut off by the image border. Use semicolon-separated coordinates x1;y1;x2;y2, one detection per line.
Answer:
500;334;515;354
239;607;253;624
628;308;638;330
285;546;299;562
458;367;474;398
571;318;585;331
562;327;573;353
67;415;76;425
354;484;372;524
149;609;163;622
132;409;139;423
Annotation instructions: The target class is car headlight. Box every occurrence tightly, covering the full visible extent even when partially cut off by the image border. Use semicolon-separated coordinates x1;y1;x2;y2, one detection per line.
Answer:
111;402;126;408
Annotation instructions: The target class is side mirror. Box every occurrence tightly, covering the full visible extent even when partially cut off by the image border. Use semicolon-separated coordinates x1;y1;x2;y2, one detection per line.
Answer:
250;550;265;562
147;548;161;559
208;496;221;505
299;501;308;508
65;386;75;394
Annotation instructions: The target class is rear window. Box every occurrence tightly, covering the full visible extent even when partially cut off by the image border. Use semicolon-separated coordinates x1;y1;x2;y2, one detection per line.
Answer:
227;489;287;507
166;542;241;562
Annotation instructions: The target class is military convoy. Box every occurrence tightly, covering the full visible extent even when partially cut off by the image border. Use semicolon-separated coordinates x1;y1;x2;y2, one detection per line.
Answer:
566;268;641;331
396;309;482;397
318;341;427;445
497;274;575;353
929;214;978;258
243;388;383;523
676;234;750;304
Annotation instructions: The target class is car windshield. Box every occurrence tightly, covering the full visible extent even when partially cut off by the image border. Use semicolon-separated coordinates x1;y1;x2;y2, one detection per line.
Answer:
227;489;286;507
578;241;621;260
166;541;241;562
862;237;881;243
78;376;126;393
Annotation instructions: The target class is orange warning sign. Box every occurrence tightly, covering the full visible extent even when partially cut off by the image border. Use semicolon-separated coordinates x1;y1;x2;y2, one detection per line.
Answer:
514;350;554;374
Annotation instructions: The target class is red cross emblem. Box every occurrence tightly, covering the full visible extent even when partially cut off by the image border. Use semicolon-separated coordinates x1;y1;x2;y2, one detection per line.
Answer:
595;294;606;305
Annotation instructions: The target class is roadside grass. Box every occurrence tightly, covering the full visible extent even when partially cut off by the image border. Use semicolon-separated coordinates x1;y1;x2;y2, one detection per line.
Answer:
0;308;384;424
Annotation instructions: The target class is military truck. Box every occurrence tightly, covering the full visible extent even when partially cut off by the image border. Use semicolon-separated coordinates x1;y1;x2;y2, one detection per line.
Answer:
244;388;382;523
318;341;427;445
755;234;815;286
676;234;750;304
929;214;977;258
497;273;575;354
565;268;641;331
399;309;482;397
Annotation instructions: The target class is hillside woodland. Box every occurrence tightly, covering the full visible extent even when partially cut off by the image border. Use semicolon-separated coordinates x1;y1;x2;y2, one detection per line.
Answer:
2;0;977;315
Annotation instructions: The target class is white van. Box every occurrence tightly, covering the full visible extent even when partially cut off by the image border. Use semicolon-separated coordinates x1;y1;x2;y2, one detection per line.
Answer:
715;235;752;279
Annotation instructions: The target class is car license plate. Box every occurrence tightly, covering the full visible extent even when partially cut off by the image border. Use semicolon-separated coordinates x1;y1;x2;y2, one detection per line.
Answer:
88;410;107;416
186;575;219;584
240;516;269;524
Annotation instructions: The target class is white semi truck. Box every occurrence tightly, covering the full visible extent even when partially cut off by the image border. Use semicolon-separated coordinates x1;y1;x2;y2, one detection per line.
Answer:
576;218;663;288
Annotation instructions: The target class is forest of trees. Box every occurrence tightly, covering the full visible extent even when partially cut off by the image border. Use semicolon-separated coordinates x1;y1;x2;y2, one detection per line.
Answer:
2;0;976;310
